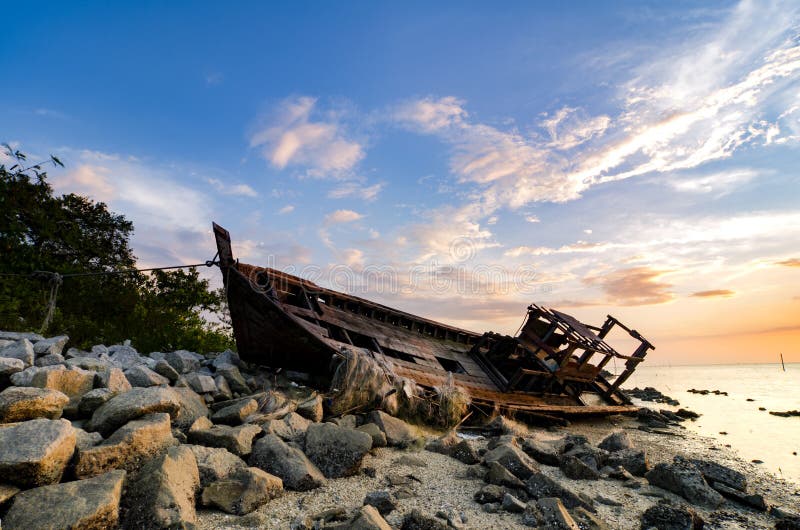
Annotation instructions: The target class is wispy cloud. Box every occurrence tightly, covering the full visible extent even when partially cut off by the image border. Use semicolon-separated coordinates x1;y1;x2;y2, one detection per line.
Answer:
250;96;363;178
777;258;800;267
667;169;759;195
205;177;258;197
328;182;384;201
585;266;674;306
324;209;363;225
691;289;735;298
277;205;295;215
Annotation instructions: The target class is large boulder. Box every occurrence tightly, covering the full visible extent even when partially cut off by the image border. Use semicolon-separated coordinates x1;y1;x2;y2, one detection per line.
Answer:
598;431;633;452
214;364;250;394
3;470;126;530
122;445;200;529
0;339;35;367
165;350;201;374
95;367;133;394
262;411;311;447
0;418;76;487
0;331;44;342
521;438;561;466
249;434;326;491
185;373;217;394
170;386;210;432
640;503;704;530
35;353;65;367
304;422;373;478
187;424;262;457
108;345;143;370
211;350;240;369
688;458;747;491
124;365;170;387
78;388;117;416
645;456;724;508
86;386;181;436
75;413;177;478
525;472;593;511
483;442;539;480
0;386;69;422
0;356;25;380
366;410;418;447
31;366;95;406
201;466;283;515
560;455;600;480
211;398;258;425
606;448;649;476
187;445;248;487
33;335;69;356
349;505;393;530
154;360;180;382
296;394;324;422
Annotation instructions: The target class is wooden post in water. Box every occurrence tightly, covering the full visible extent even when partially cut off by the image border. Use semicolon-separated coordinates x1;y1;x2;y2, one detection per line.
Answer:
780;353;786;371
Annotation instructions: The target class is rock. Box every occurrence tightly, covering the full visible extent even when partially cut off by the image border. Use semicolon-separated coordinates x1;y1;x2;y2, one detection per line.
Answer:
188;424;262;457
676;408;701;419
400;509;449;530
560;455;600;480
154;359;180;382
537;497;580;530
35;352;65;367
486;461;526;488
124;365;170;387
357;422;388;448
189;416;213;432
606;448;649;476
521;438;561;466
571;506;611;530
687;457;747;491
211;349;240;369
0;338;35;367
211;397;258;425
87;386;181;436
394;454;427;467
201;466;283;515
66;356;112;372
474;484;506;504
525;472;593;511
78;388;117;416
305;422;373;478
122;445;199;528
249;434;326;490
364;490;398;515
367;410;418;447
597;431;633;452
214;364;250;394
96;367;133;394
171;386;211;432
297;394;324;422
75;413;176;478
0;483;21;507
0;356;25;379
645;456;723;508
31;366;95;405
185;372;217;394
165;350;201;374
349;505;392;530
712;481;767;511
0;331;44;342
640;503;704;530
3;470;126;530
214;375;233;401
262;411;311;447
33;335;69;356
108;345;143;370
187;445;248;487
332;414;359;429
9;365;40;386
483;442;539;480
75;427;104;451
0;418;76;487
502;492;527;513
562;443;609;471
0;386;69;422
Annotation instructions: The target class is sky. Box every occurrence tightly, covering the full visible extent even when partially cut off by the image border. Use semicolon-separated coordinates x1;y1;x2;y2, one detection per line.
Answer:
2;0;799;365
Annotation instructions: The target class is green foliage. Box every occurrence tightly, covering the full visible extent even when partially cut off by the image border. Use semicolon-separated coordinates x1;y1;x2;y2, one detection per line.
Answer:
0;145;234;353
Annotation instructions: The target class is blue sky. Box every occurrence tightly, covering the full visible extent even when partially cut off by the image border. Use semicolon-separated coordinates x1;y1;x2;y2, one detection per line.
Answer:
2;0;799;363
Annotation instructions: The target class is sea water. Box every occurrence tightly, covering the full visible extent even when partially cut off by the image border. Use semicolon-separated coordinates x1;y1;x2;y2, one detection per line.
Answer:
622;362;800;484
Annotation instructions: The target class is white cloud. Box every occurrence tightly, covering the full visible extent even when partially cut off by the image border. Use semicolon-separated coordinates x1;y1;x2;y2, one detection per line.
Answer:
525;215;541;223
328;182;384;201
277;205;295;215
540;106;611;150
394;96;467;132
205;177;258;197
324;209;364;225
250;96;363;178
667;169;759;194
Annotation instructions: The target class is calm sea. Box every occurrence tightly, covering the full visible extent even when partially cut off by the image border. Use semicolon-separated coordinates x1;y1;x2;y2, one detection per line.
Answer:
622;362;800;485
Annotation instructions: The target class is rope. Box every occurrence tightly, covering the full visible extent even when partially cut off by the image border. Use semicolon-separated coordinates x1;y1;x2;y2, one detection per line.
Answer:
39;273;62;334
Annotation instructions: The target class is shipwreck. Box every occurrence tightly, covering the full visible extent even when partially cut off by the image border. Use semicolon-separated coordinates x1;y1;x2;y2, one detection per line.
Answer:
213;222;654;423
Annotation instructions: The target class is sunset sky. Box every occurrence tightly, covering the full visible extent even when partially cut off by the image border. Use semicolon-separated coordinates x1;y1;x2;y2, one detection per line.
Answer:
2;1;798;365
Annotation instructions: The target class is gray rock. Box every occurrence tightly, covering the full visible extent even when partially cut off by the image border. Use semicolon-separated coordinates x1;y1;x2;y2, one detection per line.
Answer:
367;410;418;447
201;466;283;515
688;457;747;491
645;456;724;508
171;386;211;432
108;345;143;370
521;438;561;466
187;444;248;487
75;427;104;451
606;448;648;476
165;350;201;374
425;432;480;465
357;422;388;448
122;445;200;529
249;433;326;490
305;422;373;478
212;397;258;425
486;461;526;488
186;372;217;394
400;509;449;530
502;492;527;513
0;386;69;422
0;356;25;377
537;497;580;530
188;424;262;457
33;335;69;356
67;356;113;372
86;386;182;436
0;330;44;342
75;413;176;478
349;505;393;530
31;365;95;405
263;411;312;447
78;388;117;416
35;352;65;367
0;338;35;367
10;365;41;386
562;443;609;471
0;483;21;507
154;359;180;382
364;490;397;515
214;375;233;401
96;366;133;394
297;394;324;422
332;414;359;429
3;470;126;530
474;484;506;504
640;503;704;530
214;364;250;394
597;431;633;452
484;442;539;480
124;365;169;387
560;455;600;480
712;481;767;511
0;418;76;487
524;472;593;511
211;349;240;368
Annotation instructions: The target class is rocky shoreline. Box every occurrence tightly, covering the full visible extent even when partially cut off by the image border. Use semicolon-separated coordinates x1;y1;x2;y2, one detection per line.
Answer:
1;330;799;529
